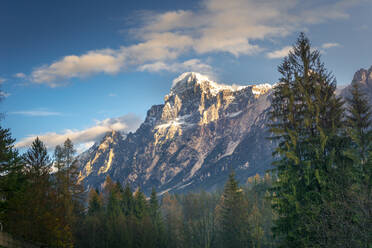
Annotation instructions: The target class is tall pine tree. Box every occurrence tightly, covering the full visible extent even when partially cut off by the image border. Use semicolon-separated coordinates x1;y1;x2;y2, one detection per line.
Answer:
341;82;372;247
269;33;345;247
0;127;24;233
216;172;250;248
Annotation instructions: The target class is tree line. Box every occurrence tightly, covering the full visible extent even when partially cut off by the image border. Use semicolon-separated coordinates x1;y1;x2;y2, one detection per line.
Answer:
74;172;275;248
0;33;371;247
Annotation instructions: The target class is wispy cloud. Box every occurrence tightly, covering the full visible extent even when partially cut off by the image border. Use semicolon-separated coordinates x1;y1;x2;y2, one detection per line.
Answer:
28;0;360;86
0;92;11;98
15;114;142;150
266;46;293;59
0;78;6;84
108;93;117;97
139;59;213;75
356;24;368;31
14;72;26;78
0;91;11;98
321;42;340;49
10;110;62;116
267;41;342;59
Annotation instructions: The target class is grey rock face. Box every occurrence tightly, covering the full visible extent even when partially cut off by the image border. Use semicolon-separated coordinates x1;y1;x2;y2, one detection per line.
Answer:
78;72;275;195
340;66;372;102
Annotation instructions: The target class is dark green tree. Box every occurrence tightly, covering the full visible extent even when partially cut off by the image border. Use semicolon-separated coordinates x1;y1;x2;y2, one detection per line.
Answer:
122;183;134;216
12;138;64;246
134;188;148;219
269;33;345;247
149;187;165;248
76;189;105;248
345;82;372;173
0;127;24;232
161;193;184;248
340;82;372;247
53;139;84;247
216;172;250;248
149;188;161;223
88;188;103;216
23;137;51;176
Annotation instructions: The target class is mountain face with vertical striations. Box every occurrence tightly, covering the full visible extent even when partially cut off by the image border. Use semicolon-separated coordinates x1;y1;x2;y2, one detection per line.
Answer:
78;72;275;195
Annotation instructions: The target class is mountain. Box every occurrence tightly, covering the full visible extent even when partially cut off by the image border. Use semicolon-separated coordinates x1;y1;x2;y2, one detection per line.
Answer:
340;65;372;102
78;67;372;195
78;72;275;195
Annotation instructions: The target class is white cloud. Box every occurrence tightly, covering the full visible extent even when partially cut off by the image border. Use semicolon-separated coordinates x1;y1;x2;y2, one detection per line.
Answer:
75;141;95;154
15;113;142;150
0;92;10;98
31;49;123;86
267;41;341;59
10;110;62;116
0;78;6;84
108;93;117;97
14;72;26;78
29;0;360;86
266;46;293;59
321;42;340;49
356;24;368;30
139;59;213;75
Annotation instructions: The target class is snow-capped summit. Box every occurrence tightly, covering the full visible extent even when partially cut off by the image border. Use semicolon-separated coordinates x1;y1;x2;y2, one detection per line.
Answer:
171;72;211;88
170;72;248;96
78;72;275;195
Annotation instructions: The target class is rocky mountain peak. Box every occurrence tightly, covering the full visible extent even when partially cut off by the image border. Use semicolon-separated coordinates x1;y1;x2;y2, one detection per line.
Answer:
352;66;372;86
169;72;249;97
153;73;274;146
77;130;123;184
78;72;276;195
341;65;372;102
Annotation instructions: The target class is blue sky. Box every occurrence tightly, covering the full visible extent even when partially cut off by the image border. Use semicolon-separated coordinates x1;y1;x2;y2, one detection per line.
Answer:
1;0;371;152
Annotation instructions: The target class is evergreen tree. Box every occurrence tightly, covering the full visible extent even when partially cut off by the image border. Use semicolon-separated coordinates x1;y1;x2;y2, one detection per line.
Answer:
53;139;84;247
162;193;184;248
134;188;148;219
216;172;250;248
88;188;103;216
23;137;51;176
76;189;105;248
0;127;24;232
341;82;372;246
269;33;345;247
11;138;64;246
149;187;165;248
122;183;134;216
149;187;160;223
346;82;372;173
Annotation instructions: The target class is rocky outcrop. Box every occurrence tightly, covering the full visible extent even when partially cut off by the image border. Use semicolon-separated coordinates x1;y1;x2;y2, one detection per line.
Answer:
78;72;275;195
340;66;372;102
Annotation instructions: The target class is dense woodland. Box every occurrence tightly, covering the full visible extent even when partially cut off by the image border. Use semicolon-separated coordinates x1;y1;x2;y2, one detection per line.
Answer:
0;34;371;247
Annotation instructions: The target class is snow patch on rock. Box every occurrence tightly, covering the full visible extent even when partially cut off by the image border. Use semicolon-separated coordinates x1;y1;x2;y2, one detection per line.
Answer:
252;83;272;96
220;140;240;159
